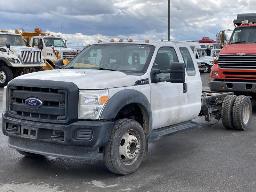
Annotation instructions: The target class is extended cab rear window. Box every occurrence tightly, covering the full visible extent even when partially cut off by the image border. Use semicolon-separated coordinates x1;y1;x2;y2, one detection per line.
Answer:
179;47;196;76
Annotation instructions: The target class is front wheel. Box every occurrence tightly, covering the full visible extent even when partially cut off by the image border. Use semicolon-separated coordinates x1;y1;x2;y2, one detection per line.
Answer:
0;66;13;87
104;119;146;175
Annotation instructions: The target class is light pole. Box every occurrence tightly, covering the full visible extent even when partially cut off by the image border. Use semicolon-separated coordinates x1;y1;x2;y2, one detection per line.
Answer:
168;0;170;41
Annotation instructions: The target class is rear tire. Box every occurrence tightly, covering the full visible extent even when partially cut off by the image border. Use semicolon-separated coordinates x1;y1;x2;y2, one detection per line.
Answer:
222;95;237;129
232;96;252;131
104;119;146;175
0;66;13;87
16;150;45;159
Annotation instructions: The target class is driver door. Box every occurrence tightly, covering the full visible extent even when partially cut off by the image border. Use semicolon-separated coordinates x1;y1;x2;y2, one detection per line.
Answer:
150;46;187;129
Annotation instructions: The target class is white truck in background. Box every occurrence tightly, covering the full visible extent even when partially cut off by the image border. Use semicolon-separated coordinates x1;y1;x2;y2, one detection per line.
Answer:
0;31;44;87
29;36;78;69
2;41;252;175
187;42;220;73
196;48;220;73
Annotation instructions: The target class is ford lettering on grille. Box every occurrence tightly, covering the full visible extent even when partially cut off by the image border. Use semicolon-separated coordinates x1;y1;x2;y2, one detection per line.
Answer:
25;98;43;107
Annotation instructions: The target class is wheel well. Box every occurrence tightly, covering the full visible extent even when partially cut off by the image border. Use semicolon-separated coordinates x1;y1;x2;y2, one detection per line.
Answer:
0;59;7;67
115;103;150;134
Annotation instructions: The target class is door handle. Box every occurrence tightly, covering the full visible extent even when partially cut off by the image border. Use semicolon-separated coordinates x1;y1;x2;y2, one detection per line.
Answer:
183;83;187;93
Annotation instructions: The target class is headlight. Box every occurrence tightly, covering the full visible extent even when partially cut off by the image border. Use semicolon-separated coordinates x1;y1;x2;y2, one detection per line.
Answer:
78;90;109;119
7;57;20;64
2;86;7;113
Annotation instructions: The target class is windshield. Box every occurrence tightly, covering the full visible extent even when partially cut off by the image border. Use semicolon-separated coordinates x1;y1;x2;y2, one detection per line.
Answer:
0;34;25;47
67;44;155;73
43;38;66;48
230;27;256;44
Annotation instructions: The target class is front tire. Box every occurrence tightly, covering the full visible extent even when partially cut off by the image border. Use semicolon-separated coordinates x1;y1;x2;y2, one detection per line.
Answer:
104;119;146;175
0;66;13;87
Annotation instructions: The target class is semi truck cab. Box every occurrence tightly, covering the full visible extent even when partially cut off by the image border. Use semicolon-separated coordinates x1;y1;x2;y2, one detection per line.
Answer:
210;13;256;96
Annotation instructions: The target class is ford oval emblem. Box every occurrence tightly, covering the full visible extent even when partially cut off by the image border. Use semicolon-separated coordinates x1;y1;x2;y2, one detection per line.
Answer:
25;97;43;107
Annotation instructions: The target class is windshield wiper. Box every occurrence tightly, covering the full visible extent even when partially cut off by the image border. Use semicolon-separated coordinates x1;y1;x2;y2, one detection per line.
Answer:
98;68;117;71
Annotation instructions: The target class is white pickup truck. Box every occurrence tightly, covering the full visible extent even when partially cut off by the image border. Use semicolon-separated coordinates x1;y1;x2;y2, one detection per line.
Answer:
2;41;252;175
0;32;44;87
29;36;78;67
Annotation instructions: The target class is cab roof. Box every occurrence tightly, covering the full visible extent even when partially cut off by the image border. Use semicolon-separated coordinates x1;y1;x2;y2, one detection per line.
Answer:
32;35;63;39
95;40;190;48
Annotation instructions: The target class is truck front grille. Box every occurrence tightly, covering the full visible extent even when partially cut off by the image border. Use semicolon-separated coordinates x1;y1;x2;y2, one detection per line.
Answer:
222;71;256;80
62;52;77;60
7;79;79;124
21;51;42;64
218;55;256;69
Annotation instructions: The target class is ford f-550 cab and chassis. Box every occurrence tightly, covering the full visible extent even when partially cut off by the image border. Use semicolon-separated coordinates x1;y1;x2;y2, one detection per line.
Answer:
2;41;252;175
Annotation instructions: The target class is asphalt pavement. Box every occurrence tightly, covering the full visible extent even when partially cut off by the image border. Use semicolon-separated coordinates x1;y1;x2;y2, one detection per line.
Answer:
0;74;256;192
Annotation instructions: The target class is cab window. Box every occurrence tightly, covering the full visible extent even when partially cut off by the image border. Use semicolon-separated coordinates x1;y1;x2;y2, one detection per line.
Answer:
153;47;179;70
179;47;196;76
152;47;179;82
32;38;39;47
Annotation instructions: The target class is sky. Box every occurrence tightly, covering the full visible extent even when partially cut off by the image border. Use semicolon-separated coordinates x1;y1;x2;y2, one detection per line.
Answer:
0;0;255;45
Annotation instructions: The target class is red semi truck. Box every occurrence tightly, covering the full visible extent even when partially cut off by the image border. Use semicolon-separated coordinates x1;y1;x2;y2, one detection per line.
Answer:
210;13;256;98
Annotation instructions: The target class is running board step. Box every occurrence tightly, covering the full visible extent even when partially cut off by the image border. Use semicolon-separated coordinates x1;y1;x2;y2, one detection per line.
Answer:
149;121;200;141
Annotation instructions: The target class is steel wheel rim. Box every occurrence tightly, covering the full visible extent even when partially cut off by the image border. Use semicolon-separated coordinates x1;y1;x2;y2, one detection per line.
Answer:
0;71;6;84
242;102;250;125
119;131;141;165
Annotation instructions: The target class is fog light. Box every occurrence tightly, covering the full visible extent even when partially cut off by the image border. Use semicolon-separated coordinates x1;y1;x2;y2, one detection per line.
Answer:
75;129;93;141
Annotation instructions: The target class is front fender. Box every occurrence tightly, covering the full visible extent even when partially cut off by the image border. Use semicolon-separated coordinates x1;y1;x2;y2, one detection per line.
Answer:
0;57;12;66
100;89;152;129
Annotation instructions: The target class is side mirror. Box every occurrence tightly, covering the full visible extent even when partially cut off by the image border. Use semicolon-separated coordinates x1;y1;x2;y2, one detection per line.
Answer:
169;62;186;83
6;43;10;49
170;63;186;83
151;63;186;84
38;39;44;50
151;68;162;83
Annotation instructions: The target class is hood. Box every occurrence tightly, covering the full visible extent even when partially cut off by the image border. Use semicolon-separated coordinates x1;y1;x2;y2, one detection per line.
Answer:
9;46;41;55
221;43;256;55
14;69;140;89
54;47;77;53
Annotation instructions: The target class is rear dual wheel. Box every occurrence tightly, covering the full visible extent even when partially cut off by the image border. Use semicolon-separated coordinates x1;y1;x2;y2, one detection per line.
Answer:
222;95;252;130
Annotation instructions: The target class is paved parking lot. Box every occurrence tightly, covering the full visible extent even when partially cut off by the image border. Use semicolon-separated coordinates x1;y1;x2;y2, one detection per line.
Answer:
0;74;256;192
